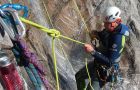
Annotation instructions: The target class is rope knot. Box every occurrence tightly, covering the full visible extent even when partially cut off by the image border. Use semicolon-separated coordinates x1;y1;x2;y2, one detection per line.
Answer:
49;29;60;38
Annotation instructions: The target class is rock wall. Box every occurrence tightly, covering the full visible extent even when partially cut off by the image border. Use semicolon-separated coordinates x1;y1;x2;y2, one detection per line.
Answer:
1;0;140;90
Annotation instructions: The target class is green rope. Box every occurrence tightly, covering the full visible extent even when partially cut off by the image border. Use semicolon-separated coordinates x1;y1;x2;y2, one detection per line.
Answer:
52;38;60;90
85;59;94;90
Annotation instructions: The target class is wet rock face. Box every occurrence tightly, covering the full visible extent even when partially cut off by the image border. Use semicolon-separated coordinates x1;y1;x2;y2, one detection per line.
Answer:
45;0;140;76
1;0;140;90
32;0;140;89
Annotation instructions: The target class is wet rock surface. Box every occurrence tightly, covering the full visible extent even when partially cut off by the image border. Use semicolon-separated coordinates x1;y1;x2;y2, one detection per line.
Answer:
1;0;140;90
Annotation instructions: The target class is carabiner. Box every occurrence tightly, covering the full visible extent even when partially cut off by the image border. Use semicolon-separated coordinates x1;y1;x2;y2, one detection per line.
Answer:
3;8;26;38
0;16;15;40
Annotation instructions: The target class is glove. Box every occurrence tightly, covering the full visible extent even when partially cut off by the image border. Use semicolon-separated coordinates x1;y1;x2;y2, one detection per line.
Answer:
84;44;95;53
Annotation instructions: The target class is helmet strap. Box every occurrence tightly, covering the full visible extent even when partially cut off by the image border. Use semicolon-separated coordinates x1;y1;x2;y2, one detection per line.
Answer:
115;18;122;24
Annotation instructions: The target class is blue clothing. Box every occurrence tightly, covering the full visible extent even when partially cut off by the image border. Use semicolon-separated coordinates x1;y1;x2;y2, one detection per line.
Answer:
92;24;129;67
75;24;129;90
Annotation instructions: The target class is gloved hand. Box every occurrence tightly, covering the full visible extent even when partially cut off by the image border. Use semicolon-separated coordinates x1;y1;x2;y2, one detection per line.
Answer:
84;44;95;53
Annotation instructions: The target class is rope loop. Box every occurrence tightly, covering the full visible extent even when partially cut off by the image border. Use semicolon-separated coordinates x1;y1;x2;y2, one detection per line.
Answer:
48;29;61;38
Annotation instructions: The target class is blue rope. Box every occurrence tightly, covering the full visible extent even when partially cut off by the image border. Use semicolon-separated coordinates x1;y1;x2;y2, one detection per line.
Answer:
13;47;43;90
0;3;28;18
29;63;43;86
25;66;41;90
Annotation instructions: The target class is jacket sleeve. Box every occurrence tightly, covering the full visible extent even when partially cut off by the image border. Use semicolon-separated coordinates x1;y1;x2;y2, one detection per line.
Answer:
91;34;126;67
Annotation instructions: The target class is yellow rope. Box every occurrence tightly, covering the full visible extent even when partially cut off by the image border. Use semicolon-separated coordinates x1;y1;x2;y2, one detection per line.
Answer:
110;82;114;90
20;15;96;90
20;17;86;90
57;39;69;61
72;1;95;89
72;0;90;33
42;0;69;61
20;17;85;45
85;59;94;90
42;0;54;28
60;35;85;45
110;84;113;90
20;17;51;32
52;38;60;90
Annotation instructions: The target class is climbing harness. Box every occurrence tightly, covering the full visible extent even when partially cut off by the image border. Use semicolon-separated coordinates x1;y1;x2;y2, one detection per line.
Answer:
95;63;123;90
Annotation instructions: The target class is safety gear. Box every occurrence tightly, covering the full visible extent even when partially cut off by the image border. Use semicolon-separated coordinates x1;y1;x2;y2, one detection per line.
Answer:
103;6;121;22
91;24;129;67
103;6;122;32
84;44;95;53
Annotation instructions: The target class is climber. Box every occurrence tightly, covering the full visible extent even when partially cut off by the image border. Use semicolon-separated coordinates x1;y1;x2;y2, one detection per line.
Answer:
76;6;129;90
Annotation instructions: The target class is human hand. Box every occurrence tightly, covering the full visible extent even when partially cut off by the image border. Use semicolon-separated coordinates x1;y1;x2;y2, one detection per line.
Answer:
84;44;95;53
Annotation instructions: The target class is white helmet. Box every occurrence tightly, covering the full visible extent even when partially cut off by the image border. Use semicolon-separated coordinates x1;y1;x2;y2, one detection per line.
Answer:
103;6;121;22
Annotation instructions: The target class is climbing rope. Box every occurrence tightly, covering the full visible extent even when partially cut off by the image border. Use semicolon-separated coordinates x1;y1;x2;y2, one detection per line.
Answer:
42;3;77;90
19;17;85;90
20;1;95;89
0;4;29;18
52;37;60;90
1;2;122;90
110;82;114;90
42;0;54;28
20;17;85;45
72;0;95;89
57;39;69;61
29;63;43;86
25;66;40;90
72;0;90;33
85;59;94;90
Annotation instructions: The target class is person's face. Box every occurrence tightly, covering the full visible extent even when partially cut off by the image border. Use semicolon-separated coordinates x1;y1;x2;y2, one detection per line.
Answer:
104;21;118;32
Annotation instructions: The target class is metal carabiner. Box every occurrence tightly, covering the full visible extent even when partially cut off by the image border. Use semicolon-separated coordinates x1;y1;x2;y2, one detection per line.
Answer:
0;8;26;40
0;9;7;18
3;8;26;38
0;16;15;40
